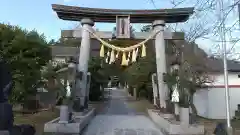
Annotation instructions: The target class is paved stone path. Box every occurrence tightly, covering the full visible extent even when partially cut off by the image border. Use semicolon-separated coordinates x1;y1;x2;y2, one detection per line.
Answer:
82;88;164;135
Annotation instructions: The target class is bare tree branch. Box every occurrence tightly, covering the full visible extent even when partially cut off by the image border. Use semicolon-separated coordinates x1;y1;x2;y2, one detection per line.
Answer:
156;0;240;60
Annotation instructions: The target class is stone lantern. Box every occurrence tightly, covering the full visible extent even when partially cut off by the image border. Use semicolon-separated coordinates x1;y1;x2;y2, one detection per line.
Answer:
59;57;77;124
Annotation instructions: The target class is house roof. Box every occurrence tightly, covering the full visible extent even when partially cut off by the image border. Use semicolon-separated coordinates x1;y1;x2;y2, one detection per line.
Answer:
206;57;240;72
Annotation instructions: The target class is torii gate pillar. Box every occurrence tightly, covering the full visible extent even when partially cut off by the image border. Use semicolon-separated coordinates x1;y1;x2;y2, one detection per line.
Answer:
153;20;168;109
75;18;94;110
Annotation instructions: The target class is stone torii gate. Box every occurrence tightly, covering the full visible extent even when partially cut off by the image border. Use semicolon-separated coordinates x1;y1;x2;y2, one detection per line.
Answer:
52;4;194;110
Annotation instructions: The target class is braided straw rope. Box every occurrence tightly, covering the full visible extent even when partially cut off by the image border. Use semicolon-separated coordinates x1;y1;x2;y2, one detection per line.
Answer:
83;27;160;52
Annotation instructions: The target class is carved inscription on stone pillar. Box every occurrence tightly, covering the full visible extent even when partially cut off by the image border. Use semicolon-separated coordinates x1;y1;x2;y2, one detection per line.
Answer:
116;15;130;38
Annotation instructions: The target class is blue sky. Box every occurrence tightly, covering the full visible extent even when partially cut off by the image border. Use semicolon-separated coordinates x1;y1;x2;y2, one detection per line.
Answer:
0;0;176;41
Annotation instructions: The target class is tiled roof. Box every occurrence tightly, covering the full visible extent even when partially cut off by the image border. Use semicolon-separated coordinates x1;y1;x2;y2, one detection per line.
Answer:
206;57;240;72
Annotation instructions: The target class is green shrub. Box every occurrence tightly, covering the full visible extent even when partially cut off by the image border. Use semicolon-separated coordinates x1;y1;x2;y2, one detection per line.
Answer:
22;96;41;112
89;80;103;101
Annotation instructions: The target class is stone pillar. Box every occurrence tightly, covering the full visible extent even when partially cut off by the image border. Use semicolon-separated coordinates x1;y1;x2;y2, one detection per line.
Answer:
152;20;168;110
180;107;189;126
76;18;94;110
84;72;91;109
174;103;180;121
59;105;69;123
151;73;158;106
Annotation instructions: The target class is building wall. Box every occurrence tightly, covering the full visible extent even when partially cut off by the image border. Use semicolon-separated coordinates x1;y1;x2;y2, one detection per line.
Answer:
193;89;209;117
194;72;240;119
209;72;240;86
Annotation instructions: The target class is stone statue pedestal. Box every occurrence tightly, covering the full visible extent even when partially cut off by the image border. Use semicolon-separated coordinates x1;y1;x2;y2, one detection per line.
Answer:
174;103;180;121
44;108;95;134
180;107;189;127
59;105;69;124
148;109;204;135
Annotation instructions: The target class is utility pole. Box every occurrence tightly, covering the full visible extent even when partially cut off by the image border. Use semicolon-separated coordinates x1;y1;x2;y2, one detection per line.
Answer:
238;4;240;28
219;0;232;134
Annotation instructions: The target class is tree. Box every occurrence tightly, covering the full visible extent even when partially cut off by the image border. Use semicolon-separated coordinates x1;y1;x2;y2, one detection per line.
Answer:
141;25;152;32
0;23;51;104
145;0;240;60
123;56;156;100
88;57;109;101
120;28;212;117
121;40;156;100
164;40;213;122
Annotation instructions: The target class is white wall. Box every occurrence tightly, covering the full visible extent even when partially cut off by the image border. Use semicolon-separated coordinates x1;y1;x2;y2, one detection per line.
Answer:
193;89;208;118
194;72;240;119
209;72;240;85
